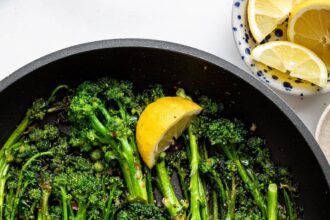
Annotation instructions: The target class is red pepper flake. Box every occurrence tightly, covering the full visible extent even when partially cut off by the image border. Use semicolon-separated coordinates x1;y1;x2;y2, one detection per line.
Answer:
71;201;78;211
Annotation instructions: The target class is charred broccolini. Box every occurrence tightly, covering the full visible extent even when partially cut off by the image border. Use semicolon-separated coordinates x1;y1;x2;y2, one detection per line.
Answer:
68;79;147;203
0;79;300;219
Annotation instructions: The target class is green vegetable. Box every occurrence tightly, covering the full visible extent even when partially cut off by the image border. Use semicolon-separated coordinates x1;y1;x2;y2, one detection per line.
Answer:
68;79;147;202
283;187;297;220
116;202;167;220
156;153;187;219
177;89;210;220
93;161;104;172
267;183;278;220
91;149;102;161
0;79;300;219
205;118;267;218
0;85;69;219
199;158;237;220
166;150;189;201
212;190;219;220
144;165;154;204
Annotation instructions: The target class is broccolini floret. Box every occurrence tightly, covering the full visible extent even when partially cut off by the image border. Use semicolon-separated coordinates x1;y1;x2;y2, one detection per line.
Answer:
204;118;268;218
116;202;167;220
0;79;300;220
0;85;69;219
68;79;148;203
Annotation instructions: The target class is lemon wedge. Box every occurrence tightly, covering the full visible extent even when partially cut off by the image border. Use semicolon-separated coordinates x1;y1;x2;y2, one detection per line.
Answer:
136;97;202;168
248;0;293;43
288;0;330;69
252;41;328;87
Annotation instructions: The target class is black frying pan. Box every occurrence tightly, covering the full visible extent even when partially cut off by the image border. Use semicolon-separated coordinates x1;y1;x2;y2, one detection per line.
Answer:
0;39;329;219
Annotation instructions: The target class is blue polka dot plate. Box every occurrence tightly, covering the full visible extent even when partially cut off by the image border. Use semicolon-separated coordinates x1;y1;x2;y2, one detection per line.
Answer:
231;0;330;96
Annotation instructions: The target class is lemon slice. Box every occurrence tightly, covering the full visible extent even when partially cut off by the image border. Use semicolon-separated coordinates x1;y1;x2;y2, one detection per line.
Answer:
252;41;328;87
136;97;202;168
248;0;293;43
288;0;330;69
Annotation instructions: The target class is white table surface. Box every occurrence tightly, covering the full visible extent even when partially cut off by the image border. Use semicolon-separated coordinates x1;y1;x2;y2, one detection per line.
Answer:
1;0;330;136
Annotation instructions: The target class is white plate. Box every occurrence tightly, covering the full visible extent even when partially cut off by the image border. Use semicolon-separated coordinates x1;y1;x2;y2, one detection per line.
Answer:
232;0;330;96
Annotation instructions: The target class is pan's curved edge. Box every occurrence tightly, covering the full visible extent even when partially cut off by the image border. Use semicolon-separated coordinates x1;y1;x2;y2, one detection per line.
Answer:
0;38;329;187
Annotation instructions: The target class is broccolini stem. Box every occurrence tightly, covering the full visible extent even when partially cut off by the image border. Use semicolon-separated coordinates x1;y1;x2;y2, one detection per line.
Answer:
212;191;218;220
60;187;68;220
46;84;70;104
103;184;117;220
10;151;53;220
177;167;189;201
200;144;207;160
98;104;112;123
40;185;51;220
0;160;5;176
23;151;53;173
68;198;75;219
209;170;226;209
283;188;297;220
267;184;278;220
76;202;89;220
116;100;127;120
1;116;30;155
200;143;210;220
225;177;237;220
144;166;154;204
129;137;139;153
223;145;267;219
30;200;38;218
117;158;135;199
47;105;65;113
156;153;183;218
6;187;14;210
0;164;9;218
0;141;23;207
119;138;147;202
188;126;201;220
199;176;210;220
90;113;121;152
90;114;110;138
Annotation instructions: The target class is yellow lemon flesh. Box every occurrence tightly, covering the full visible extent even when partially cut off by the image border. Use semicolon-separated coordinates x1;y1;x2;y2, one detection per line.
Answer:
248;0;293;43
288;0;330;69
294;0;311;6
136;97;202;168
252;41;328;87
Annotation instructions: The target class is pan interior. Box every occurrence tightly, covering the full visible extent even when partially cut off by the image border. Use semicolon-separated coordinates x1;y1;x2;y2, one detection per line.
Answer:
0;45;329;219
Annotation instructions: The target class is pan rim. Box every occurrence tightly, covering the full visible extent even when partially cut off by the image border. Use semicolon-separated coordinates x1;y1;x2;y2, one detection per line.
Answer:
0;38;329;187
